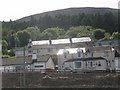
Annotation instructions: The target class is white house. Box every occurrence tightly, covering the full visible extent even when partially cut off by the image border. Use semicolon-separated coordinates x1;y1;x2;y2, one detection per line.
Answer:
31;55;55;71
57;48;85;70
2;57;32;72
2;55;55;73
64;57;107;72
57;46;115;72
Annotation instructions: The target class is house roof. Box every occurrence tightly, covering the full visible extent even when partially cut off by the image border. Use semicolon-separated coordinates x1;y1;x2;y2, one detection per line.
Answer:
2;55;55;66
57;48;86;55
37;55;51;62
65;57;106;62
2;56;32;66
32;37;91;46
33;55;57;65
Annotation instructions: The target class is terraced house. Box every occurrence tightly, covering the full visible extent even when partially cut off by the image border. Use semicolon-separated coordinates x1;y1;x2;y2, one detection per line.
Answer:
57;46;116;72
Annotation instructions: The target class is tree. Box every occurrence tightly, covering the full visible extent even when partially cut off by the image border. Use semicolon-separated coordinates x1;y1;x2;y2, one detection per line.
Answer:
2;40;8;55
93;29;105;40
103;33;111;40
111;32;120;39
66;26;92;38
41;27;65;39
16;30;31;47
25;26;41;40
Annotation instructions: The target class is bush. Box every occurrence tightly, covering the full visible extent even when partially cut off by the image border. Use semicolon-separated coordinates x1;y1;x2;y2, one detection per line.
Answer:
8;49;15;56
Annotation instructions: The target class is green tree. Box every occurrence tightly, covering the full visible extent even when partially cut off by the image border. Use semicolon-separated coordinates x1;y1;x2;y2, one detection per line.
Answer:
66;26;92;38
111;32;120;39
41;27;65;39
93;29;105;40
25;26;41;40
2;40;8;55
103;33;111;40
16;30;31;47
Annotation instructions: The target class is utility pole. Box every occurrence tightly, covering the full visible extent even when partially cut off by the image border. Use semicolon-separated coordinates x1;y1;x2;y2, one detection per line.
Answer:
20;47;26;88
23;47;26;88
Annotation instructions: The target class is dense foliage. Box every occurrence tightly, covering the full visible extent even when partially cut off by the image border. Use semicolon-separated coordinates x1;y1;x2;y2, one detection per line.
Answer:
1;10;120;56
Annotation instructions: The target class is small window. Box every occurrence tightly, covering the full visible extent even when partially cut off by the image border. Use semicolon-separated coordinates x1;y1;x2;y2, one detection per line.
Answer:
90;61;93;67
34;65;43;68
28;50;32;53
75;61;82;68
98;61;101;66
78;51;81;57
64;53;67;58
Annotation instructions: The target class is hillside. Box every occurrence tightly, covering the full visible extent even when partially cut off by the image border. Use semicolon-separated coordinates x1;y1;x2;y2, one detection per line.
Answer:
16;7;118;22
2;7;119;50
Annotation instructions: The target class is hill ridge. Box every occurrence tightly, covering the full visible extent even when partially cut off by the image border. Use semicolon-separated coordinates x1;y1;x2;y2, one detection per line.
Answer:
16;7;118;22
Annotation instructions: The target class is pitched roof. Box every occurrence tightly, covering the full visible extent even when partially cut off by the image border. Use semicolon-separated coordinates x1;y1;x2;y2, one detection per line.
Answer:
2;55;54;65
37;55;51;62
2;56;32;66
65;57;106;62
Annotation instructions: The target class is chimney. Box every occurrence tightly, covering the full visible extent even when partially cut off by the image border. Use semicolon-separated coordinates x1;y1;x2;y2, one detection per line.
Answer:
28;39;32;48
49;38;52;45
69;37;72;44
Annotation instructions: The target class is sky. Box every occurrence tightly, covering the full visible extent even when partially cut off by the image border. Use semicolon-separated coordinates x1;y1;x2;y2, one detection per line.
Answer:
0;0;119;21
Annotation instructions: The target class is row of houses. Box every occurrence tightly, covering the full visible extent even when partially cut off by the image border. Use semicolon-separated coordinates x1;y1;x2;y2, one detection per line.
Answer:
1;37;120;73
1;55;55;73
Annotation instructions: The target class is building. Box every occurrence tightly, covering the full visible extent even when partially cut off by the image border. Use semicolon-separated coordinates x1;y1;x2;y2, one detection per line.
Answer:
115;50;120;71
2;57;32;72
64;57;107;72
31;55;55;72
2;55;55;73
15;37;91;57
57;46;115;72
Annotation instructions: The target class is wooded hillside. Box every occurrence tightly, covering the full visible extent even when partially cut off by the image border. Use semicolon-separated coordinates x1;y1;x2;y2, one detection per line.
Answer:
1;7;120;56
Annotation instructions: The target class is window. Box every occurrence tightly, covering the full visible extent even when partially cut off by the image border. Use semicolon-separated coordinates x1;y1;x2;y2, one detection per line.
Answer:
98;61;101;66
78;51;81;57
90;61;93;67
34;65;43;68
28;50;32;53
75;61;82;68
64;53;67;58
48;48;52;52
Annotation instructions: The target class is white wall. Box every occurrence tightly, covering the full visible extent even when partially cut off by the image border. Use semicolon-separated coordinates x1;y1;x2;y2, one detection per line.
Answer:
115;57;120;70
58;50;84;70
95;60;106;70
32;62;45;70
46;57;55;69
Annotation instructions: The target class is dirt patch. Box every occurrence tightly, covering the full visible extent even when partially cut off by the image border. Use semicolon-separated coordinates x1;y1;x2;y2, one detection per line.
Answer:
2;72;120;88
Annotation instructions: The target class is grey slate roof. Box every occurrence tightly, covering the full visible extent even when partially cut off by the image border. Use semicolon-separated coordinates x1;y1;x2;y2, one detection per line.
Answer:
65;57;106;62
2;55;55;66
2;56;32;66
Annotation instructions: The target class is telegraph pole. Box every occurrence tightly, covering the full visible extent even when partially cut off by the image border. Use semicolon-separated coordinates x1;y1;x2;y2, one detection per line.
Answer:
20;47;26;88
23;47;26;88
